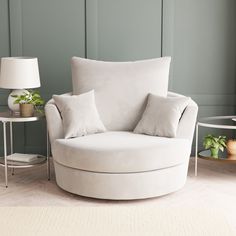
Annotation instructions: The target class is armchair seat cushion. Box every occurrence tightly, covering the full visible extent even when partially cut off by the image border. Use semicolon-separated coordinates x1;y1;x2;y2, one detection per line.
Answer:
52;131;191;173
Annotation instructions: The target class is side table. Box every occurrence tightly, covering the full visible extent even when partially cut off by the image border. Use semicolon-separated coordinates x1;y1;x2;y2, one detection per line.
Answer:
0;111;50;187
195;115;236;176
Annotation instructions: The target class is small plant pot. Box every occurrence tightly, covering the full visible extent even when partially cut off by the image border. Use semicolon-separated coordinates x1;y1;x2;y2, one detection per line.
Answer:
227;139;236;155
210;148;219;158
20;104;34;117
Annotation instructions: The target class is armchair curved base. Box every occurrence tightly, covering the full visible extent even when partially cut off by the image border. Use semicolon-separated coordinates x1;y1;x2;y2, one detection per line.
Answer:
54;160;189;200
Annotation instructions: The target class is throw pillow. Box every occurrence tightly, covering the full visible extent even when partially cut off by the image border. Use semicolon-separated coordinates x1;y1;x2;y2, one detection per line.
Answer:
134;94;190;138
53;90;106;139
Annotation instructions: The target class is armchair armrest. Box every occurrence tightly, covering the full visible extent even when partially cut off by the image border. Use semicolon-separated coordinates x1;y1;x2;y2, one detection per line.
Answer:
45;92;72;143
176;99;198;142
45;100;64;144
168;92;198;143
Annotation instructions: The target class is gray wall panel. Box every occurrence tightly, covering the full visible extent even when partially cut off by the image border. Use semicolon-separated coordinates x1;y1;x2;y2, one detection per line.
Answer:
20;0;85;152
0;0;10;57
88;0;162;61
163;0;236;152
170;0;236;95
0;0;235;154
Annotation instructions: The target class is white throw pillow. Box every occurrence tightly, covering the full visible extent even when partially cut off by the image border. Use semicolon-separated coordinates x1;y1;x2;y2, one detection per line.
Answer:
53;90;106;139
134;94;190;138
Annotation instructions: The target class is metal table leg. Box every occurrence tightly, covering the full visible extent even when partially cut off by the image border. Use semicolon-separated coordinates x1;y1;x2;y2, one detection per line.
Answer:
195;123;199;176
46;128;50;181
10;122;14;175
3;122;8;187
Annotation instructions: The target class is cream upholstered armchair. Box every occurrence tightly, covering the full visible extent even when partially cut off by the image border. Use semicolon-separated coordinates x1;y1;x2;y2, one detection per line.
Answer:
45;57;198;200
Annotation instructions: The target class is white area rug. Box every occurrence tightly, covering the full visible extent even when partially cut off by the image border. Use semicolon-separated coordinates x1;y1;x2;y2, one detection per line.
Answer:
0;206;233;236
0;159;236;235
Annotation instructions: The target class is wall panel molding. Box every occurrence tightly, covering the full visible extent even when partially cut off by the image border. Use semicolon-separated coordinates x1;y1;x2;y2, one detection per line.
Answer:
162;0;175;90
86;0;162;61
0;92;233;107
0;0;25;155
184;94;236;107
0;0;11;57
9;0;23;56
85;0;98;59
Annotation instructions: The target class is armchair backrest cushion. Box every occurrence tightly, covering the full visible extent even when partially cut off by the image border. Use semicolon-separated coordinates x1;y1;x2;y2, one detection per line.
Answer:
71;57;171;131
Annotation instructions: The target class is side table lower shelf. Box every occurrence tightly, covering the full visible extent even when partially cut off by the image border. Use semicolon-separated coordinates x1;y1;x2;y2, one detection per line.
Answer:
195;149;236;176
0;155;47;168
198;150;236;162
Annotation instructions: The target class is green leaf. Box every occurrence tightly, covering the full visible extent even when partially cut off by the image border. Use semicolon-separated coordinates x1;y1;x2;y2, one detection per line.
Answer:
219;146;224;152
10;89;44;106
203;134;227;150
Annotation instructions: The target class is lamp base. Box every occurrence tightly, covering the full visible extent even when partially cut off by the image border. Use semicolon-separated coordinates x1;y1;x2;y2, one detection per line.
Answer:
8;89;28;113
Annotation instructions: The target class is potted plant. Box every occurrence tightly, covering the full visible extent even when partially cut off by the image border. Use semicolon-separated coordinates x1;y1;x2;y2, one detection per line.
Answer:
203;134;227;158
12;90;44;117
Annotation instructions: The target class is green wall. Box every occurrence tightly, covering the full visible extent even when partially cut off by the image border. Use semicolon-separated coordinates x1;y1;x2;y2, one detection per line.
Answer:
0;0;235;154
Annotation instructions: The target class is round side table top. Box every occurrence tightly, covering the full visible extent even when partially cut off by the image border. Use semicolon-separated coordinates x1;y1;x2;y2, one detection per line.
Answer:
198;115;236;129
0;111;45;122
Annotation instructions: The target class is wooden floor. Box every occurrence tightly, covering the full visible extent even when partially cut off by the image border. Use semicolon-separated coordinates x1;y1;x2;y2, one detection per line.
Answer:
0;158;236;231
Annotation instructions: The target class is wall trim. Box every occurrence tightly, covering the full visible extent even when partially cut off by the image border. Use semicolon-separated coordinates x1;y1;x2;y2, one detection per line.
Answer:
0;92;235;106
84;0;87;58
0;0;10;57
185;94;236;106
9;0;23;56
4;0;25;153
7;0;11;55
85;0;98;59
162;0;175;90
160;0;164;57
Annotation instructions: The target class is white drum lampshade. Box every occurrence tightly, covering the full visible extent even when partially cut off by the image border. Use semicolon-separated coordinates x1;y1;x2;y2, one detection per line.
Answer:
0;57;41;112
